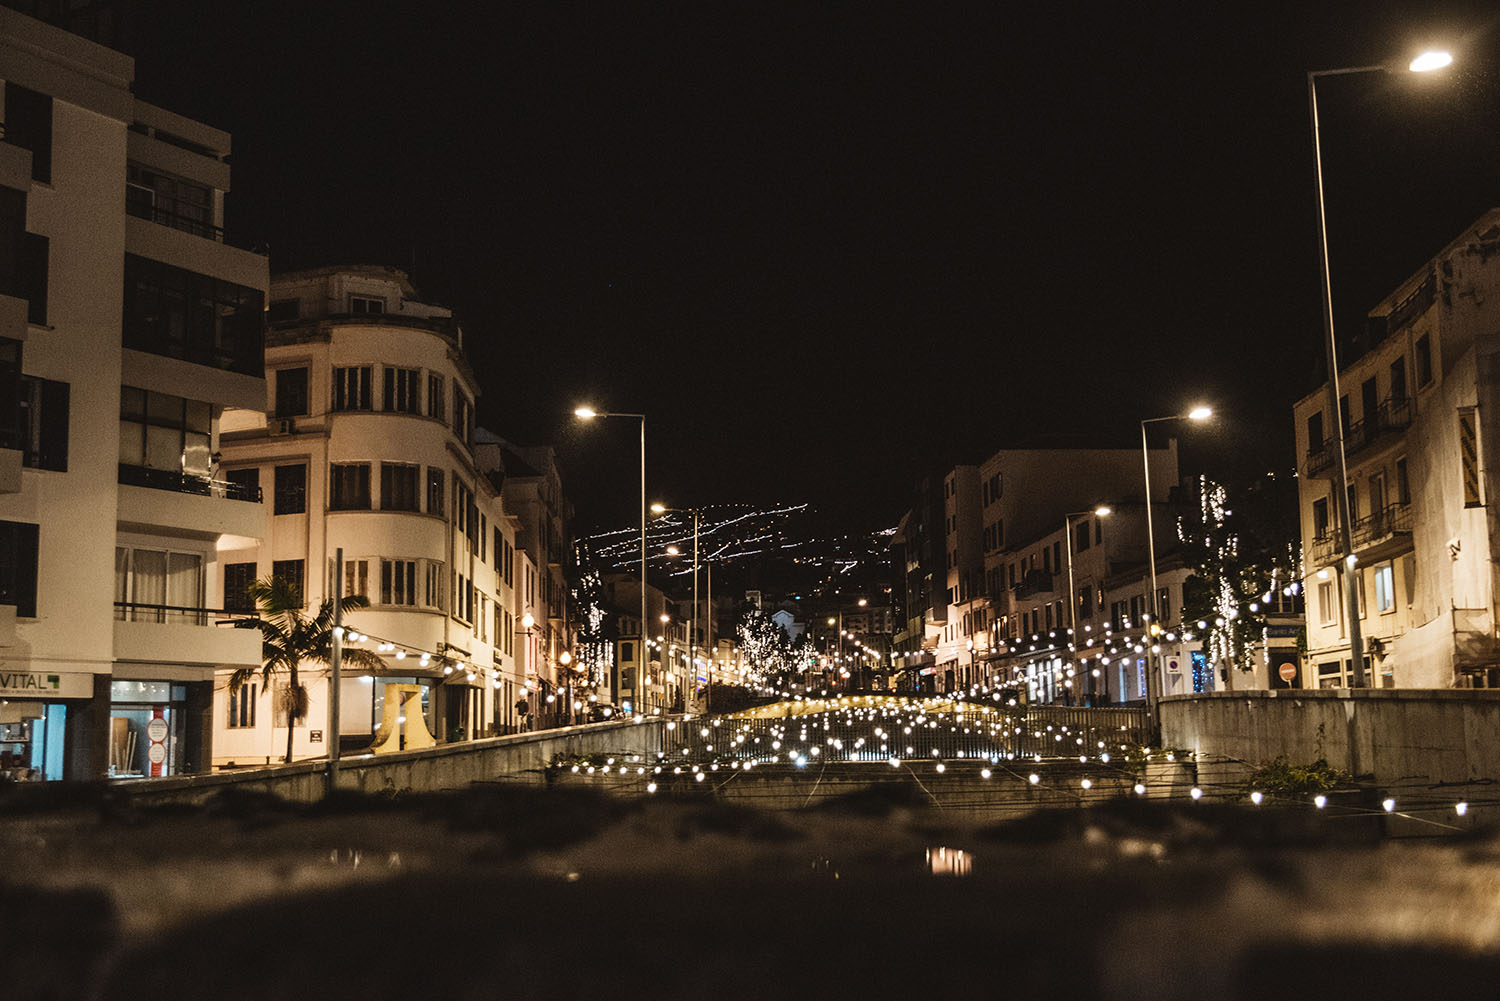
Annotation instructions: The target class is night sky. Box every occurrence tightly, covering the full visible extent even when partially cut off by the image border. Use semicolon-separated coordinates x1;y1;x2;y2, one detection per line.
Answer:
130;1;1500;531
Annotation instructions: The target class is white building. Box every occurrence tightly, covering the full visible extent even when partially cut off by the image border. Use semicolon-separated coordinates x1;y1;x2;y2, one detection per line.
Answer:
215;266;523;763
0;8;268;780
1294;209;1500;689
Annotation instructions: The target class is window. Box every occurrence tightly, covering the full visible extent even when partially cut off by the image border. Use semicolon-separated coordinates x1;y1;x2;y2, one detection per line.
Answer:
1074;519;1090;553
224;562;256;612
332;366;372;411
349;295;384;314
1374;562;1395;613
1361;377;1378;423
125;162;213;238
1395;457;1410;505
118;386;212;477
227;683;257;728
427;373;445;421
330;463;371;510
122;255;264;376
19;232;45;325
1306;410;1324;451
274;367;308;418
0;519;39;618
427;467;445;515
3;82;52;183
1157;588;1171;624
341;558;369;600
480;514;488;562
1416;334;1433;387
18;375;67;470
273;464;306;515
384;367;420;413
621;641;634;663
381;559;417;606
1312;497;1330;538
1339;394;1350;433
1318;580;1337;625
1460;408;1481;508
453;388;472;445
225;467;259;500
1078;586;1093;620
424;560;446;611
380;463;419;511
503;539;514;587
114;546;203;622
271;559;304;606
1389;357;1407;402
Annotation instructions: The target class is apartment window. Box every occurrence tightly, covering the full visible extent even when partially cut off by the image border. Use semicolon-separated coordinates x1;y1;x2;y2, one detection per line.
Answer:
19;233;44;326
453;388;473;445
383;367;420;413
1074;519;1090;553
342;558;369;601
225;467;258;500
503;540;514;587
1318;580;1337;625
1157;588;1171;624
1078;586;1093;619
330;463;371;510
0;519;39;618
271;559;304;606
3;82;52;183
1374;562;1395;613
380;463;419;511
1416;334;1433;387
122;255;263;376
1312;497;1330;538
1339;394;1350;433
332;366;372;411
349;295;384;315
273;464;306;515
125;162;213;238
114;546;203;622
427;373;445;421
1361;377;1378;423
274;367;309;418
227;683;257;728
1395;457;1410;505
1389;357;1407;402
426;467;445;515
18;375;67;471
381;558;417;606
118;387;212;477
1306;410;1324;451
480;514;488;562
424;560;446;611
224;562;256;612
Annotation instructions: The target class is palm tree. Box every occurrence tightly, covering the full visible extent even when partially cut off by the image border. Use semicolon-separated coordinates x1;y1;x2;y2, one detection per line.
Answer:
230;575;384;763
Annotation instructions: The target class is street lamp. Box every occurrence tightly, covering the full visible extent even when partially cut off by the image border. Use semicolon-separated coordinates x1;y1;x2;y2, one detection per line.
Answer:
1141;408;1210;732
1063;506;1111;706
653;503;710;712
1307;49;1451;688
574;406;647;712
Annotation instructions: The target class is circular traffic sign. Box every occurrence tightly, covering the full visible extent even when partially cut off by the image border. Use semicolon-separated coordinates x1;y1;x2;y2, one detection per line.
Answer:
1278;661;1297;683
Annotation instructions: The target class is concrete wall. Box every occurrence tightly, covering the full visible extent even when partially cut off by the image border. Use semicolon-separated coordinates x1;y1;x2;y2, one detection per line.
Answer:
110;718;667;805
1162;689;1500;784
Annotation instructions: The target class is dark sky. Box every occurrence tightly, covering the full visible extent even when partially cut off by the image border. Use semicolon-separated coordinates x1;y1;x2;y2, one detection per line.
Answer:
131;1;1500;531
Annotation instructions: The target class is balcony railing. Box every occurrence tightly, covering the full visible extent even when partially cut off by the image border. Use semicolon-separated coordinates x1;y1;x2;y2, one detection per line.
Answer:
1310;501;1412;566
118;463;263;502
125;190;224;242
1013;569;1055;600
114;601;262;628
1305;396;1413;477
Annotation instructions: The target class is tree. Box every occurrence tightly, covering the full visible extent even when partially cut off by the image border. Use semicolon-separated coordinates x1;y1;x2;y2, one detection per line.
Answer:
1177;473;1301;683
230;576;383;763
735;608;792;687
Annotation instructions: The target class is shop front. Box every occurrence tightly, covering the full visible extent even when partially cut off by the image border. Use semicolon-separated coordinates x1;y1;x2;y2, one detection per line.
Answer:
0;669;95;782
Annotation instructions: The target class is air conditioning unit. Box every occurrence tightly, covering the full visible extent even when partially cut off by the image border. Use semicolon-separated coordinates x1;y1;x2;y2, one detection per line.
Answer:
269;417;295;436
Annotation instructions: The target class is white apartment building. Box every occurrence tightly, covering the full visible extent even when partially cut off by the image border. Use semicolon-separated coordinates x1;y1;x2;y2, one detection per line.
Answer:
1294;209;1500;689
215;267;524;764
0;8;268;780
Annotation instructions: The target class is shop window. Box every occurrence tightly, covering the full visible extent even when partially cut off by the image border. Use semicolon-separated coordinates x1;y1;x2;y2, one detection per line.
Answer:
109;680;187;778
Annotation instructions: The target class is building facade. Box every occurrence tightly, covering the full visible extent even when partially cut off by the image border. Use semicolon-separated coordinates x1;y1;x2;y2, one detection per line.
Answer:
1295;209;1500;689
215;266;523;763
0;8;268;780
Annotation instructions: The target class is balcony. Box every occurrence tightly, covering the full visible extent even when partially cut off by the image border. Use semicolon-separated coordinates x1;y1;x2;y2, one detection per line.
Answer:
1305;397;1413;477
117;464;266;541
113;602;263;669
126;186;223;242
1013;569;1055;600
1310;501;1413;567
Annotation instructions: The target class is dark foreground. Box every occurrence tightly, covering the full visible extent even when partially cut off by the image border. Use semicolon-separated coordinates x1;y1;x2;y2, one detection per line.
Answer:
3;782;1499;1001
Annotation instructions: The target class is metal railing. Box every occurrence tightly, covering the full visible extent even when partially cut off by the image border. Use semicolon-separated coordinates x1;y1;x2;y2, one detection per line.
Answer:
114;601;261;627
1311;501;1412;566
118;463;262;502
124;193;224;242
1305;396;1412;477
660;704;1151;764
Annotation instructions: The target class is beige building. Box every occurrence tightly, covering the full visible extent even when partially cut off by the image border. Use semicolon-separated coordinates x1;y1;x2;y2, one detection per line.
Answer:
216;266;525;763
0;8;268;780
1294;208;1500;689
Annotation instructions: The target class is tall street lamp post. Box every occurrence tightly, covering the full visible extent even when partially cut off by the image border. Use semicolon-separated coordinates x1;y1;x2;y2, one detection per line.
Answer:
1141;407;1211;733
574;407;647;713
1307;49;1451;688
1064;507;1110;706
654;503;709;712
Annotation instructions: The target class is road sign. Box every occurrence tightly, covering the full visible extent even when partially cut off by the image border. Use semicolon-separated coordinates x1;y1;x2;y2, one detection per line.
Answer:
1278;661;1298;683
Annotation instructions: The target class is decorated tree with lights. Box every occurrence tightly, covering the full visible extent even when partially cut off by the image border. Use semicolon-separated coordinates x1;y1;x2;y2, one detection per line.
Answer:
1176;473;1301;684
570;564;614;701
735;607;793;687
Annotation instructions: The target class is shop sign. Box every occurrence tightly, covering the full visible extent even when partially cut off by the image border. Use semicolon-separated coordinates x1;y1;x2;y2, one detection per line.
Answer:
0;669;95;699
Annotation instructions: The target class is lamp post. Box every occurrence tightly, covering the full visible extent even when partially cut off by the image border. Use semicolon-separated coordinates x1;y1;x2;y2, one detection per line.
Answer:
1307;50;1451;688
653;503;705;712
574;407;646;712
1141;407;1211;733
1063;507;1110;706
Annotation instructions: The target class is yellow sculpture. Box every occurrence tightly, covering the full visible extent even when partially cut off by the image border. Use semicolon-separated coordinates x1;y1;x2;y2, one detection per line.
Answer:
369;683;436;753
